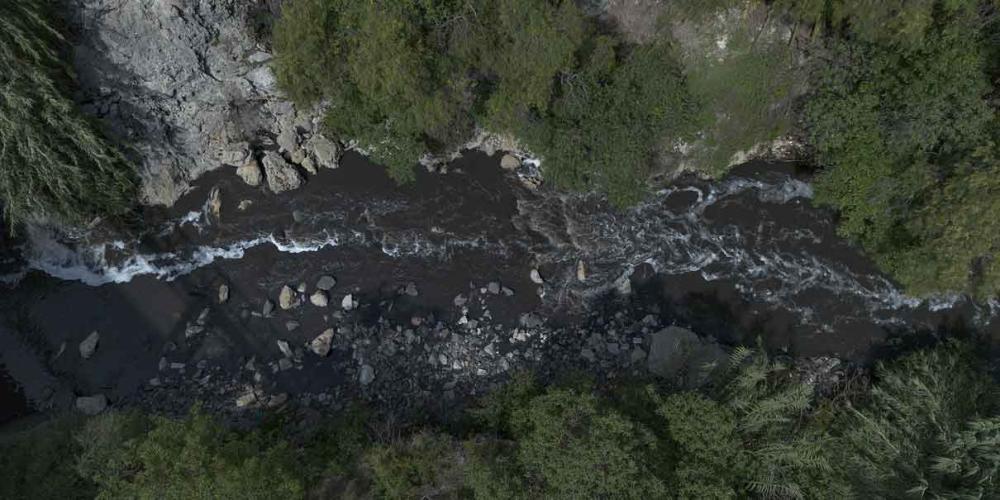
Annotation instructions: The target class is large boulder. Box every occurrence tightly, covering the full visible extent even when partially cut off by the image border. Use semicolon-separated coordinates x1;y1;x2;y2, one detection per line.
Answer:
646;327;726;388
262;151;303;193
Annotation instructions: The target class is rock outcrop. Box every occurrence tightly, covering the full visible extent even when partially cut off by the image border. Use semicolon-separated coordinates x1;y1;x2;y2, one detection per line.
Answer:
67;0;338;206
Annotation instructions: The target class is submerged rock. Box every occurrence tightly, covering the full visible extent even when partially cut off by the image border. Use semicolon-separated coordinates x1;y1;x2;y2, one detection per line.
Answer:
79;331;100;360
76;394;108;416
646;327;725;388
316;275;337;291
359;364;375;386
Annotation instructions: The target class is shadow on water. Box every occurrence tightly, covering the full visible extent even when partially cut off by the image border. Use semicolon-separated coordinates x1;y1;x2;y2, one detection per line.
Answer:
0;364;30;426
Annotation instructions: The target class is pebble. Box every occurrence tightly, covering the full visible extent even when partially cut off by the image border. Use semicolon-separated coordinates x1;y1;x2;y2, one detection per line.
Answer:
218;284;230;304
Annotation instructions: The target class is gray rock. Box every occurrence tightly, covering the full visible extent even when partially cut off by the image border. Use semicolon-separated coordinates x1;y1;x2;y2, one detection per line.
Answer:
646;327;726;388
487;282;501;294
277;126;298;154
577;260;587;282
76;394;108;416
206;186;222;223
341;294;356;311
278;285;297;310
453;294;468;307
316;275;337;291
310;290;329;307
221;143;250;165
79;331;100;360
277;340;294;358
285;320;300;332
67;0;318;205
218;283;230;303
262;152;303;193
359;364;375;386
297;282;307;294
309;135;340;168
236;159;263;187
403;282;419;297
500;154;520;171
529;269;544;285
309;328;335;357
501;286;515;296
278;358;293;371
262;299;275;317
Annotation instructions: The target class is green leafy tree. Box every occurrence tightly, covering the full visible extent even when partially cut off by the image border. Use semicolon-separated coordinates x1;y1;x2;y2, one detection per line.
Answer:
805;3;999;296
96;408;304;499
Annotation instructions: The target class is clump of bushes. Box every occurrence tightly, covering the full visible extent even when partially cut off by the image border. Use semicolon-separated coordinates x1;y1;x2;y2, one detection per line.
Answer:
273;0;696;206
0;0;135;231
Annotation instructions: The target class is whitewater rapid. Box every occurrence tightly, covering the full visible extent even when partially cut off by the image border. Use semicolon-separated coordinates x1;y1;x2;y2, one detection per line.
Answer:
8;162;992;331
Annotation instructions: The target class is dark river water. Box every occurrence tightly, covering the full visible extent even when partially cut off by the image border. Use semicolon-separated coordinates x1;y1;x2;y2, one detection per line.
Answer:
1;151;997;413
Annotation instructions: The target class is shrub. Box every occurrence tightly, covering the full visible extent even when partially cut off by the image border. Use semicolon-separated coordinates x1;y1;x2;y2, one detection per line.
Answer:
0;0;135;231
364;431;467;499
99;408;305;499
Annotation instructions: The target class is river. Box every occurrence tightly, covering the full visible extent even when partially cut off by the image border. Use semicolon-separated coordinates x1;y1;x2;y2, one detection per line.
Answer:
1;151;996;417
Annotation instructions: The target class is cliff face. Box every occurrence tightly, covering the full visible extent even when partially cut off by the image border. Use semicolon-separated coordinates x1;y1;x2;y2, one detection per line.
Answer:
68;0;330;206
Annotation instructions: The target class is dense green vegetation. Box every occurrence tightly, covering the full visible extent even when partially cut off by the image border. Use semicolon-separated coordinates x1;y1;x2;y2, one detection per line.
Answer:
0;1;135;231
3;341;997;499
798;0;1000;297
273;0;697;206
